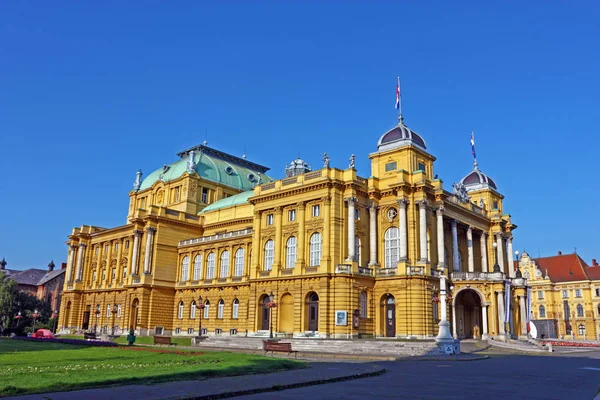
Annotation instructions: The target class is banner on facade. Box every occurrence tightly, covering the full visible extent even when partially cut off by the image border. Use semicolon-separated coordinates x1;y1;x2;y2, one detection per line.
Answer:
526;286;532;328
504;281;511;324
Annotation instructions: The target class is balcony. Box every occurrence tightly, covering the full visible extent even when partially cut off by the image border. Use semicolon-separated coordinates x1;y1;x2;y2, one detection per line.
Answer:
406;266;425;276
335;264;351;274
451;271;504;282
376;268;397;277
357;267;373;276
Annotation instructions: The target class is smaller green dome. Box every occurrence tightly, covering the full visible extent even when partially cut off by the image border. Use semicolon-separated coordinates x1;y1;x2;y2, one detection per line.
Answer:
200;190;254;214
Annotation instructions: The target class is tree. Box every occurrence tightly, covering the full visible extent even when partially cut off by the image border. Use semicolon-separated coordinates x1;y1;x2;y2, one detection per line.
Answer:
0;271;18;334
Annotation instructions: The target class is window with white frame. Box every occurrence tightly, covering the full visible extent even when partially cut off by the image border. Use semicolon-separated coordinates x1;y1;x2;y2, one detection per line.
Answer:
175;327;181;334
193;254;202;280
264;240;274;271
312;205;320;217
178;301;184;319
575;289;582;298
232;298;239;319
596;288;600;297
218;299;224;319
289;209;296;222
309;232;322;266
286;236;297;268
204;300;210;319
577;304;584;317
106;305;111;318
355;209;360;220
234;248;244;276
538;291;544;300
579;324;586;335
190;301;196;319
359;291;367;318
355;236;361;263
187;328;194;335
206;252;216;279
122;267;127;278
181;256;190;281
117;304;122;318
539;305;546;318
267;214;274;225
562;290;569;298
384;227;400;269
220;250;230;278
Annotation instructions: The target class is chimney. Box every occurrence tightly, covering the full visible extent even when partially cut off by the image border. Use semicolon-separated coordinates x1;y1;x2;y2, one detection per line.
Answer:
0;258;6;270
593;259;598;267
558;251;562;256
48;260;55;272
61;262;67;270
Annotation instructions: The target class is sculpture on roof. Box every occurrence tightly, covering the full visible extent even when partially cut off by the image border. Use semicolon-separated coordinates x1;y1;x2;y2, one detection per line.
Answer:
349;154;355;169
479;198;485;208
186;150;197;174
133;170;143;191
452;182;470;203
323;152;330;168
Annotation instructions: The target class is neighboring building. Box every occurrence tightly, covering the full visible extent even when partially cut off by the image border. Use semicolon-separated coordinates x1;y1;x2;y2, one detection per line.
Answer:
518;252;600;340
0;258;66;317
59;111;526;340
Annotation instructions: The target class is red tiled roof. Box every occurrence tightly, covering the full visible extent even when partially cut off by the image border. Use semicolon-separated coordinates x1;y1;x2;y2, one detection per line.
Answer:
533;254;591;282
586;266;600;280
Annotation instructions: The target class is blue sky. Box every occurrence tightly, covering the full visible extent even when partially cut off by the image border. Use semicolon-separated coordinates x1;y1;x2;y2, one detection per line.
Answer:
1;1;599;269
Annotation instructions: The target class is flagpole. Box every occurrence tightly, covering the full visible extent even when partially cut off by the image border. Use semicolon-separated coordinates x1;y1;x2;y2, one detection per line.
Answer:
398;77;402;123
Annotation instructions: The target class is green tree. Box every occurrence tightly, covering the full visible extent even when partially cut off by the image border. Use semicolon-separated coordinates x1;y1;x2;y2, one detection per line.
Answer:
0;271;18;334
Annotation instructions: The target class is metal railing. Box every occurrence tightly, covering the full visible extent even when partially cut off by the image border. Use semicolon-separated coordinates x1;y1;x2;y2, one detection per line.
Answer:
357;267;373;276
180;228;253;246
407;266;425;276
376;268;397;277
451;271;504;281
335;264;351;274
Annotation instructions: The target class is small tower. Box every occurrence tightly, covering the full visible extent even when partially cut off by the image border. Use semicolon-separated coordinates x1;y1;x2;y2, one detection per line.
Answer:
0;258;6;270
285;157;311;177
48;260;55;272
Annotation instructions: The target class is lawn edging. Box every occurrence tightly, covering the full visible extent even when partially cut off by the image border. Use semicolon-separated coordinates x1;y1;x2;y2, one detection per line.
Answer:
9;336;118;347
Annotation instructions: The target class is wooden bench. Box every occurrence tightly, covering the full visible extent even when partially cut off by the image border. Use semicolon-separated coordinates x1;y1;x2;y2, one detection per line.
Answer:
84;332;97;340
153;336;175;346
263;340;297;358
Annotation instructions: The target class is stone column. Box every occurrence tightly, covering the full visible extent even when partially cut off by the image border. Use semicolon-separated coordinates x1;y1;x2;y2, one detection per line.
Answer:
496;233;505;274
368;204;378;266
322;196;331;262
346;198;356;261
451;220;459;271
297;202;306;266
143;227;156;274
436;273;453;341
398;199;409;261
251;211;262;274
507;237;514;277
273;207;283;269
452;302;458;338
436;207;445;269
482;304;489;338
467;226;474;272
66;245;76;283
75;244;86;282
497;291;506;334
131;230;142;275
480;232;489;272
418;200;429;263
519;296;527;336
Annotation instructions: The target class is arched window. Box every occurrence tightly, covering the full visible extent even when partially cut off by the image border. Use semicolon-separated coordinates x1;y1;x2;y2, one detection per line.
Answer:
204;300;210;319
359;291;367;318
193;254;202;280
286;236;297;269
220;250;230;278
177;301;184;319
539;305;546;318
218;299;225;319
384;227;400;269
206;252;216;279
355;236;361;264
234;248;245;276
577;304;584;317
232;298;240;319
264;240;274;271
190;301;197;319
309;233;322;266
181;256;190;281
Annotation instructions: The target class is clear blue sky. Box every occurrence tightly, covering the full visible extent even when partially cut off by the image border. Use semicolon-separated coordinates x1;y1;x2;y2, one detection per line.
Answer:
2;1;599;270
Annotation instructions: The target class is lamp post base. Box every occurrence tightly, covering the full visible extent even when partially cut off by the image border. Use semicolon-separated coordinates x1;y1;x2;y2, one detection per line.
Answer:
435;320;454;342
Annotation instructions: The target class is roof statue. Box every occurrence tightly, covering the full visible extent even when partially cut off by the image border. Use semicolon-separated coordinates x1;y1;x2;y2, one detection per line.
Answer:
186;150;197;174
349;154;355;169
452;182;471;203
322;152;330;168
133;170;143;191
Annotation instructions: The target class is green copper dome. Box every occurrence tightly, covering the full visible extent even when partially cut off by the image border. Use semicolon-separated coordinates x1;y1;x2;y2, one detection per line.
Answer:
138;145;273;191
200;190;255;213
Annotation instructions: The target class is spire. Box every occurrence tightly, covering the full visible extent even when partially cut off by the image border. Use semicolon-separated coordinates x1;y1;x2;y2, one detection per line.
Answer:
395;77;403;125
470;132;478;170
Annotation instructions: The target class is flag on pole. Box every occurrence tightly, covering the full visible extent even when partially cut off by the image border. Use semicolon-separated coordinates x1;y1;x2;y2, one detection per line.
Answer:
470;132;476;159
395;79;400;110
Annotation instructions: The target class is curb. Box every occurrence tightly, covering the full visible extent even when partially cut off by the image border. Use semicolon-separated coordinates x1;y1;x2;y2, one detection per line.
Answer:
396;355;490;362
171;367;387;400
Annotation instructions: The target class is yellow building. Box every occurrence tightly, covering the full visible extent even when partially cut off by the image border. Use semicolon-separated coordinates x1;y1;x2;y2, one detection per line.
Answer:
59;113;529;341
518;252;600;340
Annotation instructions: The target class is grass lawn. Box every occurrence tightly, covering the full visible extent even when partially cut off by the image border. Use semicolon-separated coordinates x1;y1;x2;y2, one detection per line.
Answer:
58;334;193;346
0;340;303;397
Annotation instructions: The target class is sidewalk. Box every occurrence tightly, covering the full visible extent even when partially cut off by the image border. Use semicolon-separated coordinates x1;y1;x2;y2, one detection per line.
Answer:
6;362;385;400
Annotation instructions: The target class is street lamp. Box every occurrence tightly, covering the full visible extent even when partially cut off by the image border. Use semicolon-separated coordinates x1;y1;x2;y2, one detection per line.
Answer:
268;292;275;339
514;251;522;278
196;296;205;337
492;242;501;273
53;310;59;333
94;305;101;334
32;309;39;330
110;304;118;335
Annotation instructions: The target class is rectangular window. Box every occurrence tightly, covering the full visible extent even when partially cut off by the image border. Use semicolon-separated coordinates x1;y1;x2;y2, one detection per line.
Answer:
493;201;499;209
155;326;164;335
385;161;397;172
537;291;544;300
93;271;97;282
289;209;296;222
115;243;119;252
187;328;194;335
562;290;569;298
95;247;99;256
141;197;146;209
312;205;320;217
112;268;116;280
123;267;127;278
201;188;209;203
117;304;122;318
175;327;181;334
218;303;224;319
355;209;360;220
596;288;600;297
575;289;582;298
418;162;426;173
174;187;180;202
105;245;109;253
204;305;210;319
125;240;130;249
106;305;111;318
267;214;274;225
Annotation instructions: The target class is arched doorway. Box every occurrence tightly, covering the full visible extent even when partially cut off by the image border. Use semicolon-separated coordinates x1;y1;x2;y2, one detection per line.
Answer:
130;298;139;330
259;295;270;331
381;294;396;337
306;292;319;331
279;293;294;333
454;289;482;339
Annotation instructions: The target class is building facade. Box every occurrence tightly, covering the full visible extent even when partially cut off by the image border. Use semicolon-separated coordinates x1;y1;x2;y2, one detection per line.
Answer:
59;115;528;340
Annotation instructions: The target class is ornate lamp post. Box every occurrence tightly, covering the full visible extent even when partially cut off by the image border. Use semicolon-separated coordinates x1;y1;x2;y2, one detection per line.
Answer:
514;251;522;278
110;303;118;335
435;267;455;344
267;292;277;339
94;305;101;334
32;309;39;329
14;311;22;330
492;242;501;273
196;296;205;337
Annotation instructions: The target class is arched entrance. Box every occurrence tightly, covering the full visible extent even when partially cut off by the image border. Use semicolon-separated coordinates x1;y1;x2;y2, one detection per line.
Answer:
306;292;319;331
380;294;396;337
130;298;139;330
279;293;294;333
259;295;270;331
455;289;482;339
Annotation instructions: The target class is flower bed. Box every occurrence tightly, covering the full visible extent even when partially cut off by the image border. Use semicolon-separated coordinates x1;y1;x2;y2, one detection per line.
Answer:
541;340;600;348
11;336;117;347
118;346;203;356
